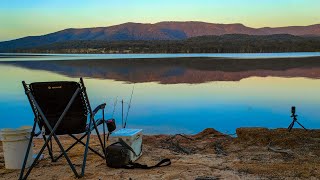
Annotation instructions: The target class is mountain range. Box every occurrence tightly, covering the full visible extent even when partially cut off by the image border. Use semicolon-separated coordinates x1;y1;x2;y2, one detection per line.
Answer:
1;21;320;52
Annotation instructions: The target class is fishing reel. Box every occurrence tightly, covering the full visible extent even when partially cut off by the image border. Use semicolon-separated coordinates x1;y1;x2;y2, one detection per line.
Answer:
106;118;116;133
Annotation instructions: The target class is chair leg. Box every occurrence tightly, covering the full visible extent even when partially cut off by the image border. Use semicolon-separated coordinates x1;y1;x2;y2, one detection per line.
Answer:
54;133;104;161
91;117;106;158
81;120;92;177
52;135;81;176
103;120;106;150
41;135;55;162
53;133;86;161
19;122;37;180
102;110;106;150
22;131;81;179
69;134;105;159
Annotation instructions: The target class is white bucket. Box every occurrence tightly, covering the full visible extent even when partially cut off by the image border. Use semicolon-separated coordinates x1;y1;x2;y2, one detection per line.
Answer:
0;126;33;169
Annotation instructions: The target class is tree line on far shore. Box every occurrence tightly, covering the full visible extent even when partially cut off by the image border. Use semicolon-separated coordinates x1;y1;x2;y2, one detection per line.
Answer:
15;34;320;54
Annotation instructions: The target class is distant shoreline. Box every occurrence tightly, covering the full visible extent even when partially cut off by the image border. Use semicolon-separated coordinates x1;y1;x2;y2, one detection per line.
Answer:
2;34;320;53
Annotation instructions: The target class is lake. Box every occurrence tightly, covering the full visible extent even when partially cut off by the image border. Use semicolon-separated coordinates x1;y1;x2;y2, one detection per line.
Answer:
1;53;320;134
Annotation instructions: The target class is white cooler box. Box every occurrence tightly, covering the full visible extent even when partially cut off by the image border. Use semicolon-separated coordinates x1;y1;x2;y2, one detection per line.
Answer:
110;129;142;162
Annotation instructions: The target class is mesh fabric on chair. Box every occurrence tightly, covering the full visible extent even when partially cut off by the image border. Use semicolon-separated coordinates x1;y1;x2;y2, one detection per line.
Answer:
19;78;107;180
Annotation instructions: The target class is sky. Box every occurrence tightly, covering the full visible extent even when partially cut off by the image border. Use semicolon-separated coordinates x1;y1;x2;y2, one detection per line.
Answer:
0;0;319;41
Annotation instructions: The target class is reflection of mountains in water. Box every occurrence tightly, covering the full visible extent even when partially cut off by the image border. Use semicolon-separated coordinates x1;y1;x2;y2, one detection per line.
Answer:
2;57;320;84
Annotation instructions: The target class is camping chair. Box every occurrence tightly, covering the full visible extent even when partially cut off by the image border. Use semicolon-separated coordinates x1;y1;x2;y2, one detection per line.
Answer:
19;78;107;179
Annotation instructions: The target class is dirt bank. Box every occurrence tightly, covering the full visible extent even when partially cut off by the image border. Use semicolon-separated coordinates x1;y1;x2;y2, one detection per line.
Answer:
1;128;320;180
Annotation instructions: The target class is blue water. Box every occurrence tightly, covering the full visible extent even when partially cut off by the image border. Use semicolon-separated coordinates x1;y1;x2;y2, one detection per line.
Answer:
1;52;320;61
1;53;320;134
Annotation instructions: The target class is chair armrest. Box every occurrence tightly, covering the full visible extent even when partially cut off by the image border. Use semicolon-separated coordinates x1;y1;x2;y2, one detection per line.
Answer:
88;118;105;131
92;103;106;117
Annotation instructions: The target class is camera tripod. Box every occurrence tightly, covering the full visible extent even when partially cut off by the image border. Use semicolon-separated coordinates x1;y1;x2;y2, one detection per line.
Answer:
288;106;307;132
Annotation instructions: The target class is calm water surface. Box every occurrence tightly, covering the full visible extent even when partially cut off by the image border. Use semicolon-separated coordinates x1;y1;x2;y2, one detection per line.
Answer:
1;53;320;134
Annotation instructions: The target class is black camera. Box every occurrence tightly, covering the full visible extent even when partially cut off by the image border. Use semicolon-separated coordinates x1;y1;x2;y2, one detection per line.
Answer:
291;106;296;114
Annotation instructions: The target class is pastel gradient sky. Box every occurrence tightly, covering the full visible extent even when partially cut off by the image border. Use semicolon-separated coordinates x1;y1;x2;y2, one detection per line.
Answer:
0;0;319;41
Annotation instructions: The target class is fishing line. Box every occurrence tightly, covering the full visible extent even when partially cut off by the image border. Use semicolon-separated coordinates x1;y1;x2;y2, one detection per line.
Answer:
111;96;118;118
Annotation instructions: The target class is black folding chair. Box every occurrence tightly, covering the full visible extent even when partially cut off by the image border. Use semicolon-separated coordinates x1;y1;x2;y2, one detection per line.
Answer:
19;78;107;179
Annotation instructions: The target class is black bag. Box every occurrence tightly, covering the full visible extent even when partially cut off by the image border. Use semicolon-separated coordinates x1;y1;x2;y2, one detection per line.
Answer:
105;139;171;169
105;139;135;168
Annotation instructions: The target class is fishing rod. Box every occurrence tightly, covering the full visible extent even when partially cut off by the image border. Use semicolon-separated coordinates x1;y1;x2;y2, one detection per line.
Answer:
121;99;124;128
105;97;118;144
124;84;135;128
120;99;129;128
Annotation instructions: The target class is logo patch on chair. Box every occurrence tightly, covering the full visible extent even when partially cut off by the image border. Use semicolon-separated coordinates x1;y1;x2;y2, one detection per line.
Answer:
48;86;62;89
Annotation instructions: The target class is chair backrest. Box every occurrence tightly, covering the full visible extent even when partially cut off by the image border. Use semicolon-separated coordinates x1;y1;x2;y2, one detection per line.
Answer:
30;81;89;135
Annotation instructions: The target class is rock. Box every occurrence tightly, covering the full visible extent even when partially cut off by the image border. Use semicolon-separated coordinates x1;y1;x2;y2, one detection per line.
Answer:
236;128;270;145
193;128;226;139
236;128;320;148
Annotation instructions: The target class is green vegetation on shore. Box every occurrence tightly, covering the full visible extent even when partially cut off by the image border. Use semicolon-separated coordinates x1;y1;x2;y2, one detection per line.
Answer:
14;34;320;54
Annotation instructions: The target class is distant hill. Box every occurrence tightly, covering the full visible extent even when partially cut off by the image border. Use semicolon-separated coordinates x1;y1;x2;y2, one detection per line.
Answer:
1;21;320;52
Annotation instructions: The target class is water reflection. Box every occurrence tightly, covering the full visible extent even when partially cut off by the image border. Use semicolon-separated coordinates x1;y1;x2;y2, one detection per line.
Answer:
2;57;320;84
0;62;320;134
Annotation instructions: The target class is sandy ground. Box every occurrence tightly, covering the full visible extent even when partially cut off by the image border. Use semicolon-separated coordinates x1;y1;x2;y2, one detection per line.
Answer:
1;128;320;180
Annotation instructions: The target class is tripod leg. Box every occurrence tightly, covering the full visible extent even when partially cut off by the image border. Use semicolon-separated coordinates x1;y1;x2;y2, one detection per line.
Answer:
296;121;307;131
288;121;295;132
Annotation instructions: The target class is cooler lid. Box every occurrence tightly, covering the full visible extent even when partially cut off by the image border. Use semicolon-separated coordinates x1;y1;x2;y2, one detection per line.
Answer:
111;128;142;137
